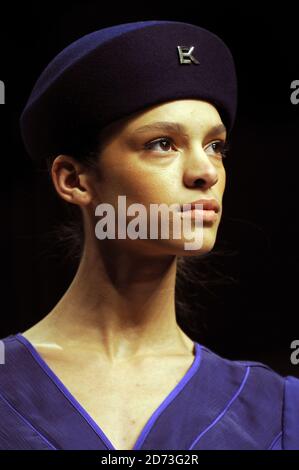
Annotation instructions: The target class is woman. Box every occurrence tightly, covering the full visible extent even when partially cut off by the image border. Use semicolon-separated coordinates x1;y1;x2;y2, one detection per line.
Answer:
1;20;298;450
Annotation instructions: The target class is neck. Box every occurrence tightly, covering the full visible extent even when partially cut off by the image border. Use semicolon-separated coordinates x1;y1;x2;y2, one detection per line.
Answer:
38;234;192;360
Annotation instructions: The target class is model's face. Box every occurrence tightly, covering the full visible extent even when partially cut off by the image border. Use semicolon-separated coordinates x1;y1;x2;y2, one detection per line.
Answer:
86;99;227;256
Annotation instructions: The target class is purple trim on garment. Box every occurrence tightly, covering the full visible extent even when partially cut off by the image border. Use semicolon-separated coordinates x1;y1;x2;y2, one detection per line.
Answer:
131;341;202;450
15;333;114;450
268;431;282;450
0;388;57;450
188;365;250;450
16;333;201;451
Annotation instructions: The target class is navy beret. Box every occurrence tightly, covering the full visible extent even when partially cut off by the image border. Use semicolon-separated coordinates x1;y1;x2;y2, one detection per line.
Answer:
20;20;237;162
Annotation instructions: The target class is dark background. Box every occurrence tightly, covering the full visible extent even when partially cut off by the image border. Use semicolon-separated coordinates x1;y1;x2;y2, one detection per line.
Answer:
0;2;298;376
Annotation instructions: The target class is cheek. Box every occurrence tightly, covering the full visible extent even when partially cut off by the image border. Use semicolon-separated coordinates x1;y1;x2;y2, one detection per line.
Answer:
102;159;177;205
217;167;226;195
125;168;172;205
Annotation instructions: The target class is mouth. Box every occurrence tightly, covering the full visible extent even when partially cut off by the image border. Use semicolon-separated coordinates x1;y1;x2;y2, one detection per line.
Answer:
179;198;220;213
178;198;220;223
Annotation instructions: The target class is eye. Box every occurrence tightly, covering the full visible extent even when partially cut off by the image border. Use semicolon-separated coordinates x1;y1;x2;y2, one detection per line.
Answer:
144;137;176;153
205;140;229;159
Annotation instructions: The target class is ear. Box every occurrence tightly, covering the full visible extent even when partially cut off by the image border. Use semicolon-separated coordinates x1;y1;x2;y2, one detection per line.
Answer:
50;155;94;206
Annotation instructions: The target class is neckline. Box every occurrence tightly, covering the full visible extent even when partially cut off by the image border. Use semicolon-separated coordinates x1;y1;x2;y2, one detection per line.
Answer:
15;332;202;451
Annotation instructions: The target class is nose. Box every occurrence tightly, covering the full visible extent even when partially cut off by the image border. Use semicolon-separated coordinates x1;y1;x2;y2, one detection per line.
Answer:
183;144;219;189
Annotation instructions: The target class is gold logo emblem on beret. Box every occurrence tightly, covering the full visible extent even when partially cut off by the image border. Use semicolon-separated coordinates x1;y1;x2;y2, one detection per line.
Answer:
177;46;199;65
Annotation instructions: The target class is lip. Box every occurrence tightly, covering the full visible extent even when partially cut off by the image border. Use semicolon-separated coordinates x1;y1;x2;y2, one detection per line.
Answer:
180;198;220;213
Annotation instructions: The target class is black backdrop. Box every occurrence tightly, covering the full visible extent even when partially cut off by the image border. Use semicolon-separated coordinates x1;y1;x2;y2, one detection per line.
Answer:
0;2;299;377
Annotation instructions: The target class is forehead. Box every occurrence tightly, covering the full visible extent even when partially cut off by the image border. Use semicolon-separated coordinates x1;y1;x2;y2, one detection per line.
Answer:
98;99;225;146
122;99;224;133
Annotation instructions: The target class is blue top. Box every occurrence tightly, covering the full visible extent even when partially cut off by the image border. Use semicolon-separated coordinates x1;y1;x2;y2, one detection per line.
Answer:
0;333;298;450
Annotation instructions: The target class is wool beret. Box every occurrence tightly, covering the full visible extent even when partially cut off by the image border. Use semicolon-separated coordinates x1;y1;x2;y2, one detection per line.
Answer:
20;20;238;162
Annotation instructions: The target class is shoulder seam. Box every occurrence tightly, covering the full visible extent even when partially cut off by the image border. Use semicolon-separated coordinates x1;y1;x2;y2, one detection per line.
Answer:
200;346;281;374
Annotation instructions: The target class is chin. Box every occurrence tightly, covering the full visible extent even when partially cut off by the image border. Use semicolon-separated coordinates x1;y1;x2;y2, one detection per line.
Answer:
155;228;217;257
177;238;217;257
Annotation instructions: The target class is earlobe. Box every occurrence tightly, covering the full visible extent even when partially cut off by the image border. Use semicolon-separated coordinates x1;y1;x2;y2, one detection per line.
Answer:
71;186;93;206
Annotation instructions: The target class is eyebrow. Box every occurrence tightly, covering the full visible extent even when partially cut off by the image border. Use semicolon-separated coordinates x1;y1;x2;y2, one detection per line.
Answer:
134;121;227;138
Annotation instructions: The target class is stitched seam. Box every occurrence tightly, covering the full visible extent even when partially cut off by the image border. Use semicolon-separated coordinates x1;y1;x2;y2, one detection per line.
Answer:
268;431;282;450
188;366;250;450
0;390;57;450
